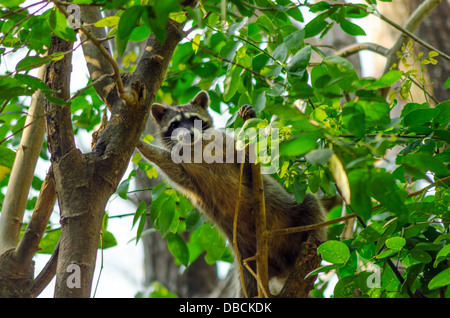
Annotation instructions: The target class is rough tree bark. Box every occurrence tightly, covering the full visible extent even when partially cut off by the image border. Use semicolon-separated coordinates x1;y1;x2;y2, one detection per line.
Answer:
47;3;189;297
0;63;51;298
52;20;184;297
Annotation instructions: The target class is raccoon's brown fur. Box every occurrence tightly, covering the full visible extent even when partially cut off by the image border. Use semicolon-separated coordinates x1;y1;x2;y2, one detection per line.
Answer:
137;91;327;297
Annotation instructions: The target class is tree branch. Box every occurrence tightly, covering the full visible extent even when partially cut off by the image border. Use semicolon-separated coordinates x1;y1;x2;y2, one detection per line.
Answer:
383;0;446;74
335;42;389;58
251;163;270;298
328;2;450;64
372;175;450;210
278;237;322;298
30;241;59;298
268;213;357;238
0;63;47;255
78;5;115;102
53;1;136;105
51;11;191;298
233;161;249;298
44;36;75;163
15;169;57;267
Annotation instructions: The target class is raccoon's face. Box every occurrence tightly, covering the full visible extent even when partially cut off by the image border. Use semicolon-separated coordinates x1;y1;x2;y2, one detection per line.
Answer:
151;91;214;149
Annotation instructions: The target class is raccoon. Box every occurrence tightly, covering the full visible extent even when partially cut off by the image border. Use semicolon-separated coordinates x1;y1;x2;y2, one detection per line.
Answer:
136;91;327;297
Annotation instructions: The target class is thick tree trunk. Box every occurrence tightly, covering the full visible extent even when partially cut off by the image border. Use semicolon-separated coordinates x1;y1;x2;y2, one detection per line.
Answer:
48;17;185;297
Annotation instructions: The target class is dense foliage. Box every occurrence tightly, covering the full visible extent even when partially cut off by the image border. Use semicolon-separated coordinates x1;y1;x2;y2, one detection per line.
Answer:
0;0;448;298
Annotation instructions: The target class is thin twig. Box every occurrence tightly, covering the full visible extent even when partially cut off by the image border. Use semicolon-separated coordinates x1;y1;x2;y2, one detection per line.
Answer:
68;73;114;102
335;42;389;58
183;35;278;88
251;162;269;297
372;175;450;210
267;213;357;237
244;1;449;63
382;0;447;74
53;1;136;105
242;256;270;298
233;161;248;298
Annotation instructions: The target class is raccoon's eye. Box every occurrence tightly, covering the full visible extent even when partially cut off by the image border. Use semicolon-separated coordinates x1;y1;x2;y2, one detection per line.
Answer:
169;121;179;130
190;116;201;122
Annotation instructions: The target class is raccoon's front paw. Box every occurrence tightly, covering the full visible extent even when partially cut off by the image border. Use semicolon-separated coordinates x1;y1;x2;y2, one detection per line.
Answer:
238;104;257;121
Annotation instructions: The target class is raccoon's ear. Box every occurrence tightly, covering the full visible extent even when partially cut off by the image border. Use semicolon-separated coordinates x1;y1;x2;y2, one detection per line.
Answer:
190;91;209;109
151;103;169;123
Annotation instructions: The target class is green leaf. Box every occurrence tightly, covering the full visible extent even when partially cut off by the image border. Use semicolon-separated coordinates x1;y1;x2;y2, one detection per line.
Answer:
323;56;358;90
352;222;385;249
185;209;204;231
310;1;331;12
357;100;391;127
286;45;311;77
445;77;450;89
434;100;450;124
30;17;52;52
428;268;450;290
340;19;366;36
166;232;190;266
117;179;130;200
116;6;143;55
15;55;53;72
375;248;399;259
304;13;329;38
1;0;26;6
286;7;304;22
136;209;147;244
255;15;275;35
434;244;450;268
279;131;321;156
14;74;54;93
284;29;305;52
143;1;182;44
132;201;147;228
100;231;118;249
148;282;178;298
198;223;226;265
366;70;403;89
348;169;372;221
38;229;61;254
48;9;76;42
95;15;120;27
150;191;168;224
129;24;151;42
306;264;344;278
305;148;333;165
317;240;350;264
402;263;424;294
403;108;440;126
0;145;16;169
292;178;307;204
223;65;242;102
403;152;449;179
334;275;357;298
342;102;365;137
159;195;176;236
368;170;408;223
385;237;406;250
410;247;432;264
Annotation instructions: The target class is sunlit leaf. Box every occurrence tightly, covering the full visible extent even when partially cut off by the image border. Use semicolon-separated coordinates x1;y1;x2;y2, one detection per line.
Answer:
318;240;350;264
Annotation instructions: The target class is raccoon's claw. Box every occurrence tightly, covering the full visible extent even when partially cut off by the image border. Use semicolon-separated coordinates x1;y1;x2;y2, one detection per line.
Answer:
238;104;257;121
